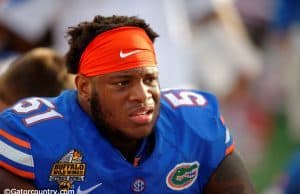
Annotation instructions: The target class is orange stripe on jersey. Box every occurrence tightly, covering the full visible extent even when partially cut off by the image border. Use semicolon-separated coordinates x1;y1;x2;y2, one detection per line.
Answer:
220;115;226;125
0;129;31;149
0;161;35;179
133;157;141;167
225;144;235;155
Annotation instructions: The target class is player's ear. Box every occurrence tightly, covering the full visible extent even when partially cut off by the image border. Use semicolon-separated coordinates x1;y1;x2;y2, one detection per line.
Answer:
75;74;92;101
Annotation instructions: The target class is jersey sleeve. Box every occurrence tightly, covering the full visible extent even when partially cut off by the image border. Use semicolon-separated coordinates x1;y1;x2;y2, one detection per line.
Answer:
0;110;35;180
192;90;235;164
190;91;234;166
161;89;235;178
220;115;234;156
205;92;235;158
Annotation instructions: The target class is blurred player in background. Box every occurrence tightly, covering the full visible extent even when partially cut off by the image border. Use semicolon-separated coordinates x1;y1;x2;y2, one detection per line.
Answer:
0;47;74;111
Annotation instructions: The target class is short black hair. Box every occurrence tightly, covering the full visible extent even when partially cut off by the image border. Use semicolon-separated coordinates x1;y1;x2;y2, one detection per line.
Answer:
65;15;159;74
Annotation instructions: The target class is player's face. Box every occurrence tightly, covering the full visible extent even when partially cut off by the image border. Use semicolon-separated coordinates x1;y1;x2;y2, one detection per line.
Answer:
90;66;160;140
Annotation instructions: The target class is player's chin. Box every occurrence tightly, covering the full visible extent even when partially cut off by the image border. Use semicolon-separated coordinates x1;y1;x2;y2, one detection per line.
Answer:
128;124;155;139
126;111;158;139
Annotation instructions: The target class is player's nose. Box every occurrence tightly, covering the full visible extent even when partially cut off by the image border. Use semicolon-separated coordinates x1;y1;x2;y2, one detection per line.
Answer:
129;80;152;102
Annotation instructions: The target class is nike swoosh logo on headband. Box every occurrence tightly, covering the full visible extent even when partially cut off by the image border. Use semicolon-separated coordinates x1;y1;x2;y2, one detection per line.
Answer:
120;50;143;58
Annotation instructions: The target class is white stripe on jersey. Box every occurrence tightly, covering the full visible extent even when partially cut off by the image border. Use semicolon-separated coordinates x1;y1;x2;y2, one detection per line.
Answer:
225;128;231;144
0;140;34;167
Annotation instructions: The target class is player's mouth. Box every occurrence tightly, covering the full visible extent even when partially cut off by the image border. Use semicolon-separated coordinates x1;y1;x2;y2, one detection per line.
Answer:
129;106;154;124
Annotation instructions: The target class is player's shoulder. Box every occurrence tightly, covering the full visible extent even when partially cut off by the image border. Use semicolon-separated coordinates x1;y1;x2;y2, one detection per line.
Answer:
0;90;77;180
0;90;75;133
160;88;220;116
159;88;224;141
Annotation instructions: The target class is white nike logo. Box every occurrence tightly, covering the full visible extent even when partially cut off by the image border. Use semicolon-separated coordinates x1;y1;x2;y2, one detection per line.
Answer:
119;50;142;58
77;182;102;194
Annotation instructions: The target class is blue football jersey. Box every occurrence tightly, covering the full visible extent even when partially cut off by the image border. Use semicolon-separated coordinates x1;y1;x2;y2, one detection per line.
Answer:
0;89;234;193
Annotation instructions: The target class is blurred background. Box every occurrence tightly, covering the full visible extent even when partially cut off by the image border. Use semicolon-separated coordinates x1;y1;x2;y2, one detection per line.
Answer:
0;0;299;193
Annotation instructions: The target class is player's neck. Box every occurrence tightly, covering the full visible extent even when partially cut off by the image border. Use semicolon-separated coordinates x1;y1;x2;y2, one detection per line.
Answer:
112;133;154;165
106;131;153;164
102;132;141;163
115;139;141;163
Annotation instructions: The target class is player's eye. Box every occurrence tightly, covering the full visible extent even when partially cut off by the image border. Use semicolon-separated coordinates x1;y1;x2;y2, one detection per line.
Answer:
144;76;158;85
115;80;130;87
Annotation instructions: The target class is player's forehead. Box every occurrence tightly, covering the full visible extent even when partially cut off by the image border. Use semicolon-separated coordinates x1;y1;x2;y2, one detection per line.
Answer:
105;66;158;78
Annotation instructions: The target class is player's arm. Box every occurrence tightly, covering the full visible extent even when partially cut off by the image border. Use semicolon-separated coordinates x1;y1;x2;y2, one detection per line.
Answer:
0;168;36;191
203;150;257;194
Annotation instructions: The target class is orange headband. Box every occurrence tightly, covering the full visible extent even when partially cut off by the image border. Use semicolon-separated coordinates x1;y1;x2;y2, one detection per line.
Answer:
79;26;157;77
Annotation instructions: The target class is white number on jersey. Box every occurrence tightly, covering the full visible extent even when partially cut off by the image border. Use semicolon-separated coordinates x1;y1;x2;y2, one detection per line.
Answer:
162;91;207;108
13;97;62;126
